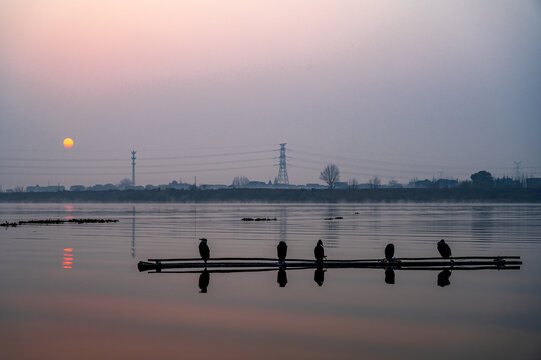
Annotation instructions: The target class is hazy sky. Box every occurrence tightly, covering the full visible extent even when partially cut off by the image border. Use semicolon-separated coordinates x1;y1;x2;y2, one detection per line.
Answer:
1;0;540;188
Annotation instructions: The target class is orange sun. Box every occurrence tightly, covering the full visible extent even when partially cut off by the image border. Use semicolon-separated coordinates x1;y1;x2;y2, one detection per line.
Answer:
63;138;74;148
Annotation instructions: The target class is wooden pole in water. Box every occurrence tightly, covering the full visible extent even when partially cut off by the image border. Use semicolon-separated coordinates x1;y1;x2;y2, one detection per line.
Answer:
138;258;521;271
147;255;520;263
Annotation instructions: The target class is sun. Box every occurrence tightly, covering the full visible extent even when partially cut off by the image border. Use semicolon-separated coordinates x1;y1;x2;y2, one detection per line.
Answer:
63;138;74;148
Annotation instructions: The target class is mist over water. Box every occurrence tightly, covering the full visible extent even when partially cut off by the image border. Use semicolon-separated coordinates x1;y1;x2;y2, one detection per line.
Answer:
0;203;540;359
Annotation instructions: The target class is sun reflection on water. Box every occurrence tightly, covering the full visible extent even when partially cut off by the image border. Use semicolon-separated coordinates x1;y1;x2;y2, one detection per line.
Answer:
64;205;74;219
63;248;74;269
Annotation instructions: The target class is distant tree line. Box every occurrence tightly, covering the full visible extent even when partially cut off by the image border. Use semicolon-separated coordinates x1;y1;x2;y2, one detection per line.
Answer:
1;187;540;203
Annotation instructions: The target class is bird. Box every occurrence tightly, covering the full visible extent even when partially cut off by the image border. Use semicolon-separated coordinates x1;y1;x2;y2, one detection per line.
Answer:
314;267;325;287
314;239;326;263
437;239;452;259
437;269;451;287
277;241;287;263
384;243;395;261
277;268;287;287
199;238;210;263
199;269;210;293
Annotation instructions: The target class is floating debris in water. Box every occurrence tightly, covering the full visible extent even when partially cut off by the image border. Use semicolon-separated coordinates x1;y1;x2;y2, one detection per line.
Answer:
2;218;119;228
324;216;343;220
241;217;278;221
66;218;119;224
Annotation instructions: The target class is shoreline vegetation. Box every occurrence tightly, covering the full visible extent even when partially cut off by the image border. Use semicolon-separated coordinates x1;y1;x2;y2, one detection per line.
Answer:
0;188;540;203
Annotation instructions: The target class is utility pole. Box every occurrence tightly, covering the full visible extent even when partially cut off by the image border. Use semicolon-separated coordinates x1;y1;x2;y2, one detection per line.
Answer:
276;143;289;185
131;150;136;186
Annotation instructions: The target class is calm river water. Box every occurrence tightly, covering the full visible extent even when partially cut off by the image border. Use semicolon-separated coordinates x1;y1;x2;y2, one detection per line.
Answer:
1;203;540;359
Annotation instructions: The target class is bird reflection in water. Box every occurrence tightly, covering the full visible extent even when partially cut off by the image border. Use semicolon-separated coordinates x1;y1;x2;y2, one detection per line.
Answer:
199;269;210;293
385;268;395;284
277;268;287;287
314;267;325;286
437;269;452;287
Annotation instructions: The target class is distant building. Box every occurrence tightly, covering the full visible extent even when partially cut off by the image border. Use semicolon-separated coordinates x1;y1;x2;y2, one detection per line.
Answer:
199;184;228;190
69;185;86;191
26;185;65;192
334;181;349;190
88;184;118;191
435;179;459;188
494;177;521;188
303;183;327;190
527;178;541;188
410;179;432;188
164;180;191;190
244;181;269;188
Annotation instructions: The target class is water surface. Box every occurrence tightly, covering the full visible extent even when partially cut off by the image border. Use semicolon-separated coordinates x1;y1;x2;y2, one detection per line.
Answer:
1;203;540;359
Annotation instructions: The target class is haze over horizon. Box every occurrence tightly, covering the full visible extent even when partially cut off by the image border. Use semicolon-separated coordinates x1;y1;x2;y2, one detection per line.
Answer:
1;1;540;189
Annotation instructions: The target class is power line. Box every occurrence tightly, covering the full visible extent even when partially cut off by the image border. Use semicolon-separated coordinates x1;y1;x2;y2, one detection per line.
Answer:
289;148;536;172
0;156;275;170
0;164;271;177
0;149;275;163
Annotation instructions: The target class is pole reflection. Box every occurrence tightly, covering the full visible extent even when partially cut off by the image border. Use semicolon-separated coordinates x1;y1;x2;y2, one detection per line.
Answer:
140;265;517;293
131;206;136;258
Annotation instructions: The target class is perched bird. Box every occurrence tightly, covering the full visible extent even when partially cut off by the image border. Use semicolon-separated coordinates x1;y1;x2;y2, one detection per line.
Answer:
277;241;288;263
199;238;210;263
314;267;325;287
199;269;210;293
437;239;452;259
277;268;287;287
314;239;326;263
384;243;395;261
385;268;395;285
437;269;452;287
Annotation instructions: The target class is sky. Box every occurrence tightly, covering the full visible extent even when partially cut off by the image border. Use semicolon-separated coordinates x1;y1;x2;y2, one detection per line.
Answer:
1;0;540;188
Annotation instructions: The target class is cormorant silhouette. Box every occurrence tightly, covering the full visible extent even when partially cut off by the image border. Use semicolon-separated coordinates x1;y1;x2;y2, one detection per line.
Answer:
314;267;325;286
437;239;452;259
199;269;210;293
385;268;395;284
277;268;287;287
199;238;210;263
314;240;326;263
277;241;287;263
384;243;395;261
437;269;452;287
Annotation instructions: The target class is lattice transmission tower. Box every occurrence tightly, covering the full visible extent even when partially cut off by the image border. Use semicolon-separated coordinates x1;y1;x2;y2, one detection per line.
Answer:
276;143;289;185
